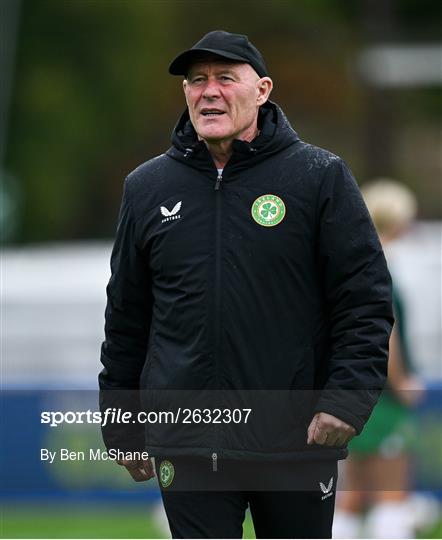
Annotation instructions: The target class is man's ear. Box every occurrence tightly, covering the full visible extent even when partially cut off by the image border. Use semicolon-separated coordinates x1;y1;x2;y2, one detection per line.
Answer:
182;79;190;107
256;77;273;106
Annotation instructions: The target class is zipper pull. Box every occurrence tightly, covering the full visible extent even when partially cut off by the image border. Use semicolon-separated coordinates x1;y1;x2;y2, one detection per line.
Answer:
214;172;223;190
183;147;194;159
212;452;218;472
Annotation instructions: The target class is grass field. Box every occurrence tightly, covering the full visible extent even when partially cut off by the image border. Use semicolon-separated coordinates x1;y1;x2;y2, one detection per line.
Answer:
0;504;256;539
1;503;440;539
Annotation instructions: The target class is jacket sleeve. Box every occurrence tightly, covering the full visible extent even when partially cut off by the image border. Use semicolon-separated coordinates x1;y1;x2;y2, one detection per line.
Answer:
314;157;394;434
98;177;152;451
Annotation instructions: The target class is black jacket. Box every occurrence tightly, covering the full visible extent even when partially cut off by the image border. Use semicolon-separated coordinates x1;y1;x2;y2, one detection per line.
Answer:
99;101;394;463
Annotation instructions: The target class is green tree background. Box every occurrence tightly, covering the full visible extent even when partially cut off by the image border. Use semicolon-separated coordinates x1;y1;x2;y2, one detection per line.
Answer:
4;0;441;243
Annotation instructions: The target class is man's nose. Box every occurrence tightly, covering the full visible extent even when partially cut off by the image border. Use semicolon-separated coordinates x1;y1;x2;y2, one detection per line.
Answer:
201;79;221;100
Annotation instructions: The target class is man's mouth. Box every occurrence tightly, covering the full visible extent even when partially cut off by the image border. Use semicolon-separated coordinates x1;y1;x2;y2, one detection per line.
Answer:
200;109;225;117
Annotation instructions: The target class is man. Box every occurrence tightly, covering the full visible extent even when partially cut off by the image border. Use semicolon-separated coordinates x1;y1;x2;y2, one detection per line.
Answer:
99;30;394;538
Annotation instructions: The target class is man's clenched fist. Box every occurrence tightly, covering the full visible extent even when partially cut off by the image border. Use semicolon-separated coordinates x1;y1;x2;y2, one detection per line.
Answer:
307;412;356;447
117;458;155;482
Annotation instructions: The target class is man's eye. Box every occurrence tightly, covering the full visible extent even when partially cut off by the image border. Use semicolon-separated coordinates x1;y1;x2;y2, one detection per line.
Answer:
220;76;233;81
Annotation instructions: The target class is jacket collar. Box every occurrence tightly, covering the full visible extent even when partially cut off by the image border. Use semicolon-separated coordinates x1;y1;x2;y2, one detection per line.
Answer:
166;101;299;175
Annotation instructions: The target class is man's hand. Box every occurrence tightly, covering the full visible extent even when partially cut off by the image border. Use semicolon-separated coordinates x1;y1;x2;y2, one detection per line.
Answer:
307;412;356;447
117;458;155;482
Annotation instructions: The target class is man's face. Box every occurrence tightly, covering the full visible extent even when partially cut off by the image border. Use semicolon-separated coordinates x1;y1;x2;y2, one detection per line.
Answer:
183;59;272;144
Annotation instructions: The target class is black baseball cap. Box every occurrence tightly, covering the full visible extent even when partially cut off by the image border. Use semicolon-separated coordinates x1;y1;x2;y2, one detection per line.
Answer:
169;30;268;78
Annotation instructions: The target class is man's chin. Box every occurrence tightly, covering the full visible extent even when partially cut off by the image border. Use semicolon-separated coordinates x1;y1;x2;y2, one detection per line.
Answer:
198;130;233;144
195;122;232;142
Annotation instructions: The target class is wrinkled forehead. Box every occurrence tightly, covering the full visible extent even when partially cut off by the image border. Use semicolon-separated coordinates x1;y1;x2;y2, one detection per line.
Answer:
186;53;253;78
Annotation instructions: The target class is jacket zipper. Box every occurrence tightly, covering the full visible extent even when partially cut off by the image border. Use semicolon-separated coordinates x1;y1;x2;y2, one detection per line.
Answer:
212;170;223;471
214;171;223;190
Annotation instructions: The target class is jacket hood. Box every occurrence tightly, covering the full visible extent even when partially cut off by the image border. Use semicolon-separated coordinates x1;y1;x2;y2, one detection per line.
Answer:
166;100;300;174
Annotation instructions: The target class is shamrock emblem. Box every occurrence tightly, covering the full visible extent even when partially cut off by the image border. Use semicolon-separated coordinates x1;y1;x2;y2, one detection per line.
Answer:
260;202;277;220
252;194;285;227
161;467;170;484
159;460;174;487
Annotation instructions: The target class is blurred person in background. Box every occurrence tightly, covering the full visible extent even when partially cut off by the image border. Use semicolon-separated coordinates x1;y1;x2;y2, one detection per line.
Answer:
333;179;426;539
99;31;394;539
